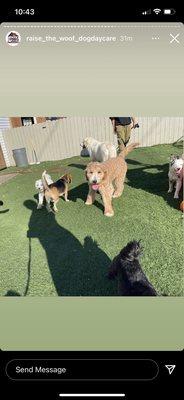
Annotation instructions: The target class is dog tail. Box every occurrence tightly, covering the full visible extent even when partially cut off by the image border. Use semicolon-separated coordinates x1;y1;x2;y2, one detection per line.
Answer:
119;143;139;158
42;170;50;191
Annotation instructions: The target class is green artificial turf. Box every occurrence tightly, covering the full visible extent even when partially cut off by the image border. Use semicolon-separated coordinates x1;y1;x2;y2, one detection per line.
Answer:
0;143;183;296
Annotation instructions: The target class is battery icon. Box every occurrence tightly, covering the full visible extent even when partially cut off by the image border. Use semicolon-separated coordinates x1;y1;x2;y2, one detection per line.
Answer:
164;9;176;15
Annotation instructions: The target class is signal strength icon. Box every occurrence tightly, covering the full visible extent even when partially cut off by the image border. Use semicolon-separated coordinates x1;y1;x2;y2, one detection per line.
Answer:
142;9;151;15
153;8;161;14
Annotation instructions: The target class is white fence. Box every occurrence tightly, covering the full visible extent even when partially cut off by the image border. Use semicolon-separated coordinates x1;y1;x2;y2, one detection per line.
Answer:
1;117;184;166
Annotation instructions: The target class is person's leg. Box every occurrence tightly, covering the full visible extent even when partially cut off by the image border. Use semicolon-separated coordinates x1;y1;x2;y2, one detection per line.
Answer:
117;137;125;152
124;124;132;146
116;125;126;152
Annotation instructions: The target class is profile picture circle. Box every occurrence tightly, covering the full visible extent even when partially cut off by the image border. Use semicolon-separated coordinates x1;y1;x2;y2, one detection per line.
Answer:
6;31;21;46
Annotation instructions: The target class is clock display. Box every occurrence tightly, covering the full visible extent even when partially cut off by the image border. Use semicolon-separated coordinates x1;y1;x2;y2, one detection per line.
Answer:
14;9;35;15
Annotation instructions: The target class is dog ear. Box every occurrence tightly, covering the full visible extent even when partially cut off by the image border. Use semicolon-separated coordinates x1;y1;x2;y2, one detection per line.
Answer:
61;174;67;182
170;154;176;164
62;174;72;183
85;168;88;181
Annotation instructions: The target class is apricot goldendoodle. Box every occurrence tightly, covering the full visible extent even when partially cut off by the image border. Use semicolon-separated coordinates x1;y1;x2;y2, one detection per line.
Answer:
85;143;139;217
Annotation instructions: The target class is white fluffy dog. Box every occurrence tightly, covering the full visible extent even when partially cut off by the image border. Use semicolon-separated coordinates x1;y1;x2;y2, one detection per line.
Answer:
81;137;117;162
168;155;183;198
35;173;53;209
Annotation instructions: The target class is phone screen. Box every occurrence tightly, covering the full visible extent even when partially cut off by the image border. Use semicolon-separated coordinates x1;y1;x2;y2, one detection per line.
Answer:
0;5;183;399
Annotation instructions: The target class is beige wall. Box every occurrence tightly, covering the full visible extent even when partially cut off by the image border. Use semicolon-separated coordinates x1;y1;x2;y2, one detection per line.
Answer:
0;23;183;116
2;117;184;166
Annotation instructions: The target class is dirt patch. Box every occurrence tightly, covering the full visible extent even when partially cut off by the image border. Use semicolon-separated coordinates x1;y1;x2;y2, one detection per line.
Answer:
0;173;18;185
0;168;33;176
48;167;70;173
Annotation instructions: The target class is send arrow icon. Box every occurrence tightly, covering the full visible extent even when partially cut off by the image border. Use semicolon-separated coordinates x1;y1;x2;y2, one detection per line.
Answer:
165;365;176;375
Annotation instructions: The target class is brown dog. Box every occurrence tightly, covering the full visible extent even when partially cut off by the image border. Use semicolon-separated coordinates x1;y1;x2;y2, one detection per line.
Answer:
42;170;72;212
85;143;139;216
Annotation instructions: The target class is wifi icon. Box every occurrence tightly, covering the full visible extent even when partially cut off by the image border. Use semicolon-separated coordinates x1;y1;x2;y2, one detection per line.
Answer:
153;8;161;14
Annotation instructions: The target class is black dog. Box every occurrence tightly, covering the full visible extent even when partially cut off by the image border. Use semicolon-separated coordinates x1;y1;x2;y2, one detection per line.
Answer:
108;240;157;296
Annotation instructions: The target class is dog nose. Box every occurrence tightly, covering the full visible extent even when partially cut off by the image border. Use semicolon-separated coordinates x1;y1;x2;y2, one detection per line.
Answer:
92;179;97;184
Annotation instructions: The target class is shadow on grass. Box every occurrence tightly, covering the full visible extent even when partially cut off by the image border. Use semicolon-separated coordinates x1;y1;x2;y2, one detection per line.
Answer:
69;183;104;212
126;158;143;166
126;163;182;210
5;290;21;296
4;237;32;297
68;163;87;170
22;200;113;296
173;139;183;149
0;200;9;213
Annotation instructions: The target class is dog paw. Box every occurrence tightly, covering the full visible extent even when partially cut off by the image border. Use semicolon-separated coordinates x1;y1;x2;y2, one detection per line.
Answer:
104;211;114;217
85;201;92;205
37;205;42;209
65;199;70;202
174;194;179;199
112;193;121;198
167;189;172;193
